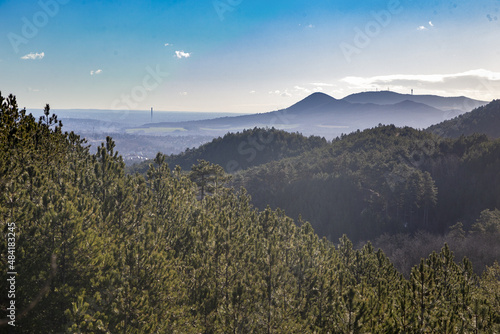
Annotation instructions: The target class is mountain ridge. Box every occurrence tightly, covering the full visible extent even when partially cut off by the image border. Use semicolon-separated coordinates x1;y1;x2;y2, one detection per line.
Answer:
428;99;500;138
132;91;490;138
342;90;487;112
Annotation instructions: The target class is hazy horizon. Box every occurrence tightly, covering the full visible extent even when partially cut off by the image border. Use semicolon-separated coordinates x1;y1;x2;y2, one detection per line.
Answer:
19;89;494;118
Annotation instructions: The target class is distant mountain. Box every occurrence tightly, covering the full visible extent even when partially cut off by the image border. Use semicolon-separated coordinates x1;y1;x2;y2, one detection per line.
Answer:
285;92;350;115
343;91;486;112
131;92;489;139
428;100;500;138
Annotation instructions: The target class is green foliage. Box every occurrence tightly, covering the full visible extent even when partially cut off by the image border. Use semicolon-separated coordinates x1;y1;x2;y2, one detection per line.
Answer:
429;99;500;139
0;93;499;332
189;159;231;200
472;209;500;234
127;127;328;174
233;124;500;243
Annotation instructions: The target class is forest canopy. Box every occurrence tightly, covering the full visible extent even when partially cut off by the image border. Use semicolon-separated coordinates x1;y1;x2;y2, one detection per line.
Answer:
1;93;499;333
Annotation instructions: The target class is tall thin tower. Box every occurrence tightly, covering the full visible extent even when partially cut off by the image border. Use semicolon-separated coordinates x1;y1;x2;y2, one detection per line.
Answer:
151;107;153;123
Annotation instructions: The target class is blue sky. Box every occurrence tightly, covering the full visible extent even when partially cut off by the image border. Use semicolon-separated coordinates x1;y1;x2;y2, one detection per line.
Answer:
1;0;500;113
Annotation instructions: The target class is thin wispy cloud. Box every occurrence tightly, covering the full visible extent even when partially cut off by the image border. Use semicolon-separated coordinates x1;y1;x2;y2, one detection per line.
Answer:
21;52;45;60
299;23;315;29
90;69;103;75
175;51;191;59
341;70;500;99
294;86;312;94
164;43;171;46
429;21;434;27
417;26;427;31
342;70;500;86
269;90;292;97
310;82;335;87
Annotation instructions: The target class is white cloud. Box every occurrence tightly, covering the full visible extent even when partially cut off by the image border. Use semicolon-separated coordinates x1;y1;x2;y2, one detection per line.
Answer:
249;90;256;94
418;21;434;31
164;43;171;46
340;69;500;99
310;82;335;87
90;69;103;76
294;86;312;94
175;51;191;59
21;52;44;60
342;70;500;86
299;23;315;29
269;90;292;97
179;91;188;96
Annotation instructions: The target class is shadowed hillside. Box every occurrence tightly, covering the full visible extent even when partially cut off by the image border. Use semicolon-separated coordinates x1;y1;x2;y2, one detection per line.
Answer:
428;100;500;138
127;127;327;174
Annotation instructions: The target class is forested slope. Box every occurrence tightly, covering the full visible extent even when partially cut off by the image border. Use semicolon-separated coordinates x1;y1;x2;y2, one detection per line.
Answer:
128;127;327;174
428;99;500;138
1;93;499;333
233;125;500;243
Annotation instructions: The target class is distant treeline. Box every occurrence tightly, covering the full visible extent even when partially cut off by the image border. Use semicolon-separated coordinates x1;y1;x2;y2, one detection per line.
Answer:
1;93;499;332
127;127;328;174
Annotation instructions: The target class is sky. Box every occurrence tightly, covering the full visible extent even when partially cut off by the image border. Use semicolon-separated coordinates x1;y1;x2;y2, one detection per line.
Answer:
1;0;500;113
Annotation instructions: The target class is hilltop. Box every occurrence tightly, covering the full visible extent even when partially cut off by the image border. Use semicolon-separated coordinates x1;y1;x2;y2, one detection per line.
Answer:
428;99;500;138
127;127;327;174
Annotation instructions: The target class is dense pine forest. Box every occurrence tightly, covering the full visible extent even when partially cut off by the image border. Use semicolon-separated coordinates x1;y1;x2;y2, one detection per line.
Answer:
232;122;500;241
428;100;500;139
127;128;328;175
1;93;500;332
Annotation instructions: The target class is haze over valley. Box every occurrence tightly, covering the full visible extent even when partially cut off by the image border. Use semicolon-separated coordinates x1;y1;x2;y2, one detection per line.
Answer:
27;90;487;163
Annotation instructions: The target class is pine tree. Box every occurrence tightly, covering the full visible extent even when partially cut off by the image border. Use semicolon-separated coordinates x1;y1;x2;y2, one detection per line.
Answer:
189;159;231;200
